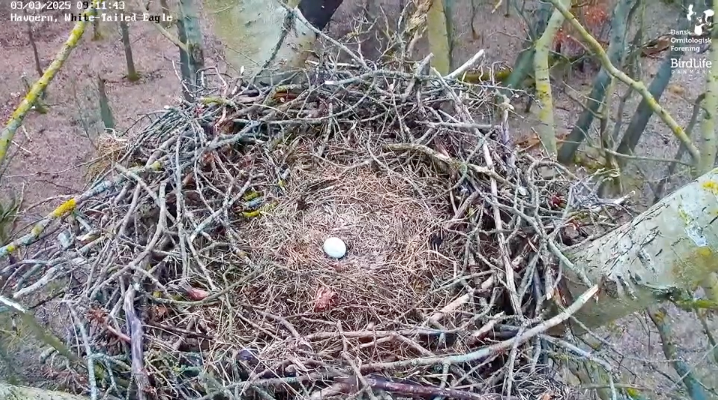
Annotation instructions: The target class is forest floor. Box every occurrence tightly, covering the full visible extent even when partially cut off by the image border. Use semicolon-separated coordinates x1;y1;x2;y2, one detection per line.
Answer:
0;0;716;398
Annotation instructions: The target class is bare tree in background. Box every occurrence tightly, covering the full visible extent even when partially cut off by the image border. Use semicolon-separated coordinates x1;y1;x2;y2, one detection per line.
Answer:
92;15;102;40
119;21;140;82
25;18;43;79
97;74;115;132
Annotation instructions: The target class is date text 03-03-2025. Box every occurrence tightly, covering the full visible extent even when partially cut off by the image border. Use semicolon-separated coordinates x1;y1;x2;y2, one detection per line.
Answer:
10;1;126;11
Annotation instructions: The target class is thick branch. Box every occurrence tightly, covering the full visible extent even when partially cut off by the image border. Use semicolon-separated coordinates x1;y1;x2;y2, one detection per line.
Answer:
561;168;718;330
0;383;88;400
427;0;452;74
204;0;343;81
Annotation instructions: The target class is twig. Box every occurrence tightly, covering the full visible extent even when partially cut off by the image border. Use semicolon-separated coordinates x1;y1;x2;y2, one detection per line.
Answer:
123;286;150;399
335;375;501;400
69;307;98;400
358;285;598;372
385;143;508;183
446;49;486;80
0;160;163;258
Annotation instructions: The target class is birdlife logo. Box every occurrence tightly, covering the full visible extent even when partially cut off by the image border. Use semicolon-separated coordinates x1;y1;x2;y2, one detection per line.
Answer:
669;4;714;73
687;4;714;35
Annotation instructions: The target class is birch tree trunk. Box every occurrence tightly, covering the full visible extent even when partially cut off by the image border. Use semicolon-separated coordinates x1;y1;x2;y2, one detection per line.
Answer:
532;0;571;156
204;0;343;83
427;0;452;75
503;2;553;92
559;168;718;331
698;1;718;174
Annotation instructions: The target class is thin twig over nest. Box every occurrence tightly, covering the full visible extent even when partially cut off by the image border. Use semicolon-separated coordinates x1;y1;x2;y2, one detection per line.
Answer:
0;35;631;400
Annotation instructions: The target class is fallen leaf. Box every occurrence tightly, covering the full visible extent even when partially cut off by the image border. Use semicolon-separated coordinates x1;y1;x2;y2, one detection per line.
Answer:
539;391;553;400
185;286;210;301
313;287;338;312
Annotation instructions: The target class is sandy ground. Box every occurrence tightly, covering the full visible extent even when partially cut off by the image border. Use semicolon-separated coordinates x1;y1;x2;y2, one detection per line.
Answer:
0;0;716;397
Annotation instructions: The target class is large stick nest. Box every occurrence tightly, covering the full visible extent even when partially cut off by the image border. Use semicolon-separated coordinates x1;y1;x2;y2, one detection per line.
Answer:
1;40;631;400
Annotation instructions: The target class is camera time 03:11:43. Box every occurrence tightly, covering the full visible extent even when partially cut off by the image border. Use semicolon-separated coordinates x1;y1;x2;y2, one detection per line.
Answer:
77;1;125;9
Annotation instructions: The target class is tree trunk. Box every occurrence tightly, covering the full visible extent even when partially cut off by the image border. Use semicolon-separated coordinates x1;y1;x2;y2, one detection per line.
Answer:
203;0;343;83
556;0;633;164
0;384;88;400
532;0;570;156
654;93;705;203
698;1;718;174
97;75;115;131
503;1;553;92
119;21;140;82
614;48;682;164
559;168;718;331
647;306;709;400
176;0;204;101
92;16;101;40
427;0;452;75
614;11;691;168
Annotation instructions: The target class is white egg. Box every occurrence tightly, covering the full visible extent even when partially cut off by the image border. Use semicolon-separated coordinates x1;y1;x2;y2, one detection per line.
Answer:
323;237;347;259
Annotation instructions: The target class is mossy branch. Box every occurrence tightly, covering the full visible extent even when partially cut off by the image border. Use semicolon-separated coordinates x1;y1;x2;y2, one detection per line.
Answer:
0;296;81;366
0;161;163;258
0;383;88;400
0;1;100;170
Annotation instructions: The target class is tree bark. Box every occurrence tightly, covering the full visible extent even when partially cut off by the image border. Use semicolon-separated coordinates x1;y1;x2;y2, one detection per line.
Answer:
159;0;172;27
26;18;44;78
97;74;115;131
503;2;553;92
532;0;570;156
119;21;139;82
698;1;718;174
427;0;452;75
177;0;204;101
203;0;343;82
559;168;718;331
